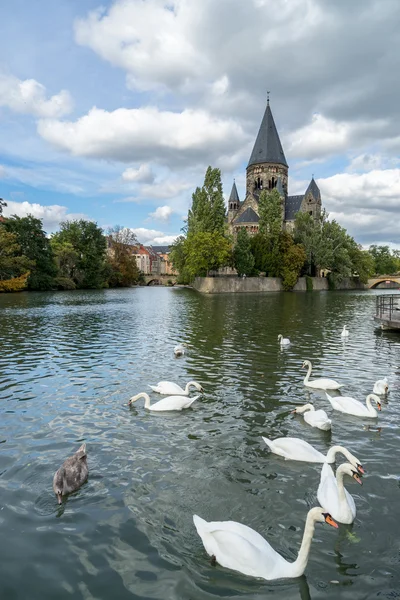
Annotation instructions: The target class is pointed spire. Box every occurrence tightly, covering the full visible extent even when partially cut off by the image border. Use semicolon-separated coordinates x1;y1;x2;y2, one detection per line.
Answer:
306;176;321;200
248;102;288;168
229;180;240;203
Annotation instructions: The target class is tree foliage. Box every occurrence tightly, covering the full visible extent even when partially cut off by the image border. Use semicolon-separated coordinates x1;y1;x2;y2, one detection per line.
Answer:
187;166;226;235
233;227;255;276
106;226;140;287
184;232;232;277
4;215;56;290
51;220;107;288
0;227;33;289
368;245;399;275
279;232;307;290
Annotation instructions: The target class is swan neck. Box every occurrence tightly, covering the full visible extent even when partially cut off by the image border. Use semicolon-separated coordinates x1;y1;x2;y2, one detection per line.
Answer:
136;392;151;408
365;395;376;414
303;362;312;383
297;404;314;414
291;513;316;577
326;445;347;463
336;467;347;503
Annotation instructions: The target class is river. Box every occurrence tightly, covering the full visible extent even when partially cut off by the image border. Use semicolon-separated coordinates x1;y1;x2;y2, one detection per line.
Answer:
0;287;399;600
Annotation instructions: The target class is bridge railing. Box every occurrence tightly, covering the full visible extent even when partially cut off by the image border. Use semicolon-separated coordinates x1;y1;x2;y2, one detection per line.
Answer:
376;294;400;320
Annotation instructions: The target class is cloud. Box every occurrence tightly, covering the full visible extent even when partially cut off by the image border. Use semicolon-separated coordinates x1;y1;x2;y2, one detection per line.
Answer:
0;165;6;178
129;227;178;246
0;73;73;118
122;164;155;183
2;200;89;233
37;106;248;168
148;205;173;222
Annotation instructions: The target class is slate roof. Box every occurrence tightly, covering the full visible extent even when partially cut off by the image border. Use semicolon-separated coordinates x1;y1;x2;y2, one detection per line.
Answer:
229;181;240;203
285;195;304;221
234;207;259;224
248;102;288;168
305;177;321;200
151;245;170;254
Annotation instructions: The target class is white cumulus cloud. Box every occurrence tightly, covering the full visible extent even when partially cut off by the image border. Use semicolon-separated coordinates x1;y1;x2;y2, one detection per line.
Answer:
122;164;155;183
129;227;178;246
2;200;89;233
148;205;173;222
0;73;73;118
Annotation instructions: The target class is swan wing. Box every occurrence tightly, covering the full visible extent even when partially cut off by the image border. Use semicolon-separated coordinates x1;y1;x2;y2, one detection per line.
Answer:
193;516;288;580
331;396;368;416
153;381;185;395
151;395;199;411
304;410;331;430
306;378;342;390
263;437;325;462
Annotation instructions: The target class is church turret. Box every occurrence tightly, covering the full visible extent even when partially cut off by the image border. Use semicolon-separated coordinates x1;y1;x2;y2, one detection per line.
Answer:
304;176;321;219
246;98;288;200
227;180;240;223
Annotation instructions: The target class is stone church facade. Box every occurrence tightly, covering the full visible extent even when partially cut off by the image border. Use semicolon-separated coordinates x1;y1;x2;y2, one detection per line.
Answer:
227;100;322;236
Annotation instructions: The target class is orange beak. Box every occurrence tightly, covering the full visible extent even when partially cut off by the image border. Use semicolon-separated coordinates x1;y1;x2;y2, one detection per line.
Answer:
353;473;363;485
378;403;382;411
357;464;365;474
324;514;339;529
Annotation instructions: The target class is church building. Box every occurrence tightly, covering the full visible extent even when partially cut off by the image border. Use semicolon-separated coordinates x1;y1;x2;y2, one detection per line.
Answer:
227;99;322;235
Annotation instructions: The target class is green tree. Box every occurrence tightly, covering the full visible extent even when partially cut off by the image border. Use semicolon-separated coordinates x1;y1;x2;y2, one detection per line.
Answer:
187;167;226;235
106;226;140;287
51;220;107;288
0;227;33;281
233;227;255;276
251;189;283;276
279;232;306;290
184;232;232;277
169;235;191;283
368;245;398;275
5;215;57;290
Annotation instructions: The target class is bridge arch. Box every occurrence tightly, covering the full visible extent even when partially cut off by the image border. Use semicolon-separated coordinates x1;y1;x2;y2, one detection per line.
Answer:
368;277;400;289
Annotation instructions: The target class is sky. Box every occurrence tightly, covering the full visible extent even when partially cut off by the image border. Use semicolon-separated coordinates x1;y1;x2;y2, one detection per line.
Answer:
0;0;400;248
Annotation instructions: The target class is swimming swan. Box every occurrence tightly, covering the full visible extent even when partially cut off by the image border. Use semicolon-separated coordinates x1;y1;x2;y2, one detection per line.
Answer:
341;325;349;337
278;334;291;346
326;392;381;418
128;391;199;411
53;443;88;505
292;403;332;431
302;360;343;390
149;380;203;395
317;462;362;524
373;377;389;395
193;507;338;580
262;436;364;472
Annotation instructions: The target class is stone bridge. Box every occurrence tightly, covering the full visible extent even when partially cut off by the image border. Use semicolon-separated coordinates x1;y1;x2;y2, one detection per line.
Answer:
367;276;400;289
142;274;178;286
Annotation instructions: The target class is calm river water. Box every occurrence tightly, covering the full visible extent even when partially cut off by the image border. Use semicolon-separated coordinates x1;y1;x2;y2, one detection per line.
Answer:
0;287;400;600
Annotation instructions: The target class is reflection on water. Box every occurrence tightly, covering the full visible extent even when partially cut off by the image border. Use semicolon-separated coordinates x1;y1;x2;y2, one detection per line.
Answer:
0;287;399;599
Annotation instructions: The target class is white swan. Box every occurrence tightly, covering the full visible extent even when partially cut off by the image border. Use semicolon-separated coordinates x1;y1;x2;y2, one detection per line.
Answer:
149;380;203;395
262;437;364;472
193;507;338;581
373;377;389;395
292;403;332;431
341;325;349;337
317;462;362;524
278;334;290;346
326;392;381;418
302;360;343;390
128;392;199;411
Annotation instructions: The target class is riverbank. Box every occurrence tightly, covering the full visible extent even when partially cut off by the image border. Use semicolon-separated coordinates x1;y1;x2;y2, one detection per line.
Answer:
192;276;367;294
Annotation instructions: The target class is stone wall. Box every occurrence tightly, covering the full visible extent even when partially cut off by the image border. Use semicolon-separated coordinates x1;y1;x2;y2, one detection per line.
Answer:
192;276;366;294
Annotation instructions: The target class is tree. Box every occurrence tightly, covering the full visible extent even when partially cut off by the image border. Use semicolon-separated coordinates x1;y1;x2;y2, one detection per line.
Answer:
0;198;7;216
187;167;226;235
184;232;232;277
250;189;283;276
0;227;33;289
368;245;398;275
106;226;140;287
169;236;191;284
5;215;57;290
279;232;306;290
233;227;255;276
51;220;107;288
